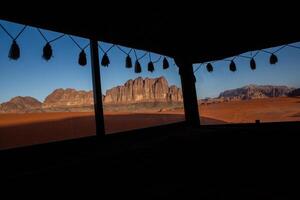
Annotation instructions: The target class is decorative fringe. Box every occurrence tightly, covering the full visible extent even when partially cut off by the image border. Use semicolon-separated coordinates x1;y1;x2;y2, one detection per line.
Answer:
269;53;278;64
163;57;169;69
148;61;154;72
42;42;52;61
206;63;213;72
8;40;20;60
250;58;256;70
101;53;110;67
78;50;87;66
126;55;132;68
135;60;142;73
229;60;236;72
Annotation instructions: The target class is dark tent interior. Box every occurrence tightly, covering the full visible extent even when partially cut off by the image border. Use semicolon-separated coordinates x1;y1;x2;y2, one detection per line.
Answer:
1;5;300;198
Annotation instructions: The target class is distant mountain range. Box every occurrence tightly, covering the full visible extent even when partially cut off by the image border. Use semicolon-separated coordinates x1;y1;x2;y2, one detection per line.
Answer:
200;84;299;104
2;81;300;113
0;76;183;113
218;84;295;100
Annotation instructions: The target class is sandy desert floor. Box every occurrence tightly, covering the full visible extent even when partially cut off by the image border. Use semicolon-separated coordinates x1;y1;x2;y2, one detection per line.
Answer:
199;97;300;124
1;97;300;150
0;112;185;150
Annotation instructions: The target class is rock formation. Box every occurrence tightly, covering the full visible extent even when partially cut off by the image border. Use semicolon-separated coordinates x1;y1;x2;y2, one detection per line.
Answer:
218;85;294;100
0;96;42;113
103;76;183;104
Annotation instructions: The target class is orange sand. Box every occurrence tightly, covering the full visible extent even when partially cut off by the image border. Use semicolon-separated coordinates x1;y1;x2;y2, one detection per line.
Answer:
0;112;185;150
199;97;300;124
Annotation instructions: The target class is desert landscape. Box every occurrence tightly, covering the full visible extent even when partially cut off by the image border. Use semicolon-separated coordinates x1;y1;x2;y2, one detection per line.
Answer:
0;77;185;150
198;84;300;124
199;97;300;124
1;77;300;150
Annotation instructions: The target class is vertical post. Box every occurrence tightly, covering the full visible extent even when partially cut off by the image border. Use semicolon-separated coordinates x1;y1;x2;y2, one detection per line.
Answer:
90;39;105;137
175;57;200;128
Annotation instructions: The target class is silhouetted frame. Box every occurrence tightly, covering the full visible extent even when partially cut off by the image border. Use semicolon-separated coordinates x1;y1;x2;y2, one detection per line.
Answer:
175;57;200;128
90;39;105;136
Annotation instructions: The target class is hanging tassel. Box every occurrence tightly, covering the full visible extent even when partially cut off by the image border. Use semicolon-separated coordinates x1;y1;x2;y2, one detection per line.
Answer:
229;60;236;72
42;42;52;61
126;55;132;68
101;53;110;67
269;53;278;64
8;40;20;60
148;61;154;72
206;63;213;72
135;60;142;73
250;58;256;70
163;57;169;69
78;50;87;66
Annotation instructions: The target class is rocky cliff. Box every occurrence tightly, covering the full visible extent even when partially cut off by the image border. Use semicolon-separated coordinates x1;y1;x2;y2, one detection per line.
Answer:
288;88;300;97
218;85;294;100
42;88;94;109
103;76;183;104
0;96;42;113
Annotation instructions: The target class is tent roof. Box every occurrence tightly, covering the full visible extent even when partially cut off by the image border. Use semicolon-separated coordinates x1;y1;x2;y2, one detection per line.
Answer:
1;5;299;63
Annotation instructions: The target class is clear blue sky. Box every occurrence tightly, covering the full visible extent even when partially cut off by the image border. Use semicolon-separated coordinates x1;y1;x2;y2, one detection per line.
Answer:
0;19;181;103
1;19;300;103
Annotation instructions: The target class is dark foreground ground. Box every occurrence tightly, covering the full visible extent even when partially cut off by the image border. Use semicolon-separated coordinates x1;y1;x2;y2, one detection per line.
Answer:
1;121;299;199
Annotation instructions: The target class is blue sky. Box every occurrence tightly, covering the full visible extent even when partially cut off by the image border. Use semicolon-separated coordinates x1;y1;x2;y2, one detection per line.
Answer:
1;19;300;103
0;19;181;103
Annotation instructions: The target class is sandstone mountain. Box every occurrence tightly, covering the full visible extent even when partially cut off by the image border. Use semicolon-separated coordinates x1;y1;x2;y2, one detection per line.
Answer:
0;96;42;113
42;76;182;109
288;88;300;97
218;85;294;100
103;76;183;104
43;88;94;109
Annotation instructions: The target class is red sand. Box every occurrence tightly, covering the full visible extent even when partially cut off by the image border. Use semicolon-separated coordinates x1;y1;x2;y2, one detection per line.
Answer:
199;97;300;124
0;112;185;150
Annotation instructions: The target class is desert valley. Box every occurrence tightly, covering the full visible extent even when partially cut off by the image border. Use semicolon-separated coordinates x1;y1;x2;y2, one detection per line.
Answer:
0;77;185;149
1;76;300;149
199;84;300;124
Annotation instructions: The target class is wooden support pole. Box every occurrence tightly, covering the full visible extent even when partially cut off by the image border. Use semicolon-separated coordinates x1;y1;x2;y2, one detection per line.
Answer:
90;39;105;136
175;57;200;128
